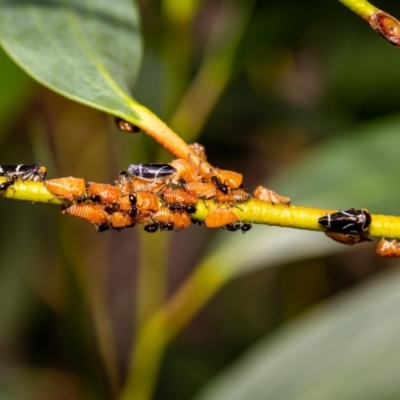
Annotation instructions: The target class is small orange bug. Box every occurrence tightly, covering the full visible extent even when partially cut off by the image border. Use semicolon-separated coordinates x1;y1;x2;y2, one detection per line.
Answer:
152;208;174;223
189;143;207;160
62;203;110;232
86;182;122;204
205;169;243;190
183;182;217;199
44;177;86;201
324;232;372;246
169;159;202;184
135;213;152;224
376;238;400;257
215;189;252;203
131;177;166;194
162;188;198;205
117;194;137;217
253;185;291;206
171;211;191;230
136;192;159;214
117;171;166;194
109;212;136;231
151;208;191;231
204;209;239;228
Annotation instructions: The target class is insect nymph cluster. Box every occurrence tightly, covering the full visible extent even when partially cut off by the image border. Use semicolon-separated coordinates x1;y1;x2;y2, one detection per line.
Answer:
0;144;289;235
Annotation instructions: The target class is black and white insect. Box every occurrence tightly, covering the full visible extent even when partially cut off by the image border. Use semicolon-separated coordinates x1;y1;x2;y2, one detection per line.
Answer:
0;164;47;192
318;208;371;235
0;164;47;182
127;164;177;181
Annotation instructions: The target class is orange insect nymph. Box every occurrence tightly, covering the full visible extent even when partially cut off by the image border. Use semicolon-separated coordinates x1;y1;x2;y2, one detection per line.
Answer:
206;169;243;190
152;207;174;224
62;203;110;231
86;182;121;204
253;185;291;206
162;188;198;205
204;209;239;228
136;192;160;213
44;177;86;201
131;177;167;194
183;182;217;199
151;208;191;230
171;211;191;230
376;238;400;258
215;189;252;204
169;159;201;184
109;212;136;230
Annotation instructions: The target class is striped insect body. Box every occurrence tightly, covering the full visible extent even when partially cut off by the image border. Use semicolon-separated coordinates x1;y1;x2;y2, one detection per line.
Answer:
44;177;86;201
127;164;177;181
204;209;239;228
318;208;371;235
0;164;47;182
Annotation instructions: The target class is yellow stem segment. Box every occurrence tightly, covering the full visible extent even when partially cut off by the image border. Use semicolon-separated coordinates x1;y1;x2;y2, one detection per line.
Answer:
1;179;399;239
338;0;378;19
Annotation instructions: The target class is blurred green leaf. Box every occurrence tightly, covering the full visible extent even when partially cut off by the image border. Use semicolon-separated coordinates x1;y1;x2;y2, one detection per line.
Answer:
0;47;33;139
205;114;400;278
193;266;400;400
0;0;142;121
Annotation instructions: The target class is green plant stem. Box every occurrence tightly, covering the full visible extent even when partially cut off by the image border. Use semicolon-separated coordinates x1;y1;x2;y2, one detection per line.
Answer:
1;179;399;239
119;199;400;400
4;180;400;400
0;179;63;205
129;103;214;176
338;0;378;19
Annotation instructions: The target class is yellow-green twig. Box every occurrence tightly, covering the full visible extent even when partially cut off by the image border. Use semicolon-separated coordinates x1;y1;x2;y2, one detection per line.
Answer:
338;0;378;19
1;179;400;239
0;178;63;205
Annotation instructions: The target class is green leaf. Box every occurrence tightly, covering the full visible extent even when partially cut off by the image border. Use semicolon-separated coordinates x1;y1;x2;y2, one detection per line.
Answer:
204;115;400;278
0;0;143;122
193;266;400;400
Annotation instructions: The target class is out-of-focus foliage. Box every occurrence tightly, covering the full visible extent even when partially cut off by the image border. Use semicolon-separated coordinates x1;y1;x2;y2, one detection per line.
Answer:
0;1;400;400
194;267;400;400
0;0;143;122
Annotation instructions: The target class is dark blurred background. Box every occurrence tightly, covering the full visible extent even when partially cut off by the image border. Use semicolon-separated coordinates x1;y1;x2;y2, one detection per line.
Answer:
1;0;400;399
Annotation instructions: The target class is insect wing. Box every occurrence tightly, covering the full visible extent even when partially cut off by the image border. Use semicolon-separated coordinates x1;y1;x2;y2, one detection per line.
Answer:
127;164;177;180
318;208;371;234
0;164;47;181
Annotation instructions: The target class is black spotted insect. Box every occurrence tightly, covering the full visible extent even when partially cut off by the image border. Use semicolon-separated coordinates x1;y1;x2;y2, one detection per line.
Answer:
318;208;371;235
0;164;47;182
127;164;177;181
0;164;47;192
